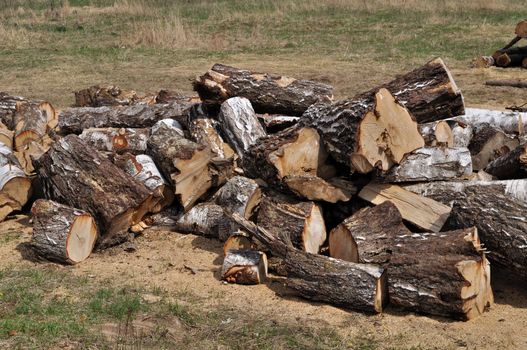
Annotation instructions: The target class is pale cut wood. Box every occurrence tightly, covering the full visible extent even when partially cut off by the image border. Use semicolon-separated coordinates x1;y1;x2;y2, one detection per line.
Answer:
468;123;519;170
379;147;472;183
14;136;54;175
418;121;453;147
221;250;268;285
515;20;527;38
284;175;355;203
472;56;495;68
212;176;261;219
0;143;32;221
0;93;56;132
223;233;253;255
79;128;149;154
358;183;451;232
448;121;473;148
31;199;97;264
451;107;527;135
0;122;14;149
13;100;54;151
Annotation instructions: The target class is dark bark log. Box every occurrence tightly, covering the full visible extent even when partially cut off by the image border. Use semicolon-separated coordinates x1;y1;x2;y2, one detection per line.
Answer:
34;135;155;248
485;143;527;179
258;114;299;133
31;199;98;264
79;128;149;154
230;213;387;313
221;250;268;285
212;176;261;219
468;123;519;170
193;63;333;116
74;85;140;107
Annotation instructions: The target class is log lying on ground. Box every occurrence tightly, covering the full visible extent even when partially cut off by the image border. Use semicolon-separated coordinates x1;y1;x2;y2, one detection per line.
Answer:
378;147;472;183
257;195;326;254
79;128;149;154
74;85;139;107
358;183;451;232
173;202;233;239
13;101;54;151
495;54;524;68
221;250;268;285
418;121;453;147
485;143;527;179
486;79;527;88
154;89;200;105
302;88;425;172
284;175;355;203
113;153;174;213
148;119;211;211
57;103;188;135
404;181;527;279
34;135;155;248
212;176;261;219
0;143;32;221
217;97;266;158
468;123;519;170
193;63;334;115
452;107;527;135
231;213;387;313
31;199;98;264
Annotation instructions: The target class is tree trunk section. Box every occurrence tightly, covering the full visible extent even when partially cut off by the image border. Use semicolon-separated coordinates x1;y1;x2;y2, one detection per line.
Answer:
258;114;299;133
452;107;527;135
0;143;32;221
485;143;527;179
79;128;149;154
418;121;453;147
468;123;519;170
13;101;54;151
0;93;56;132
74;85;140;107
221;250;268;285
212;176;261;219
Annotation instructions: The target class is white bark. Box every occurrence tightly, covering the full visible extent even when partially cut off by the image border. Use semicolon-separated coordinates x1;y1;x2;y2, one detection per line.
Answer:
451;108;527;134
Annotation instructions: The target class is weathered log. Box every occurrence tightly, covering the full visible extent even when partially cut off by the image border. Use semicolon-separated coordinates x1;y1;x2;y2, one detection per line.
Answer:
0;143;32;221
223;232;253;255
486;79;527;88
13;101;54;151
418;121;453;147
154;89;200;105
57;103;188;135
34;135;155;248
302;88;424;172
485;143;527;179
379;147;472;183
147;119;211;211
257;195;326;254
212;176;261;219
230;213;387;313
79;128;149;154
468;123;519;170
452;107;527;134
31;199;97;264
173;202;233;240
358;183;451;232
448;121;473;148
112;153;174;213
284;175;355;203
217;97;266;158
74;85;139;107
221;250;268;285
193;63;334;115
0;93;56;131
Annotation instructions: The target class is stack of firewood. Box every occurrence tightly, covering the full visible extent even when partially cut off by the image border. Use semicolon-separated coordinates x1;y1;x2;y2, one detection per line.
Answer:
2;57;526;322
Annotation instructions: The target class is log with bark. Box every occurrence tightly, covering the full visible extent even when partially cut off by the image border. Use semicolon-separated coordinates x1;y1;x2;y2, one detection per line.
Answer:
0;143;32;221
452;107;527;135
484;143;527;179
173;202;234;240
378;147;472;183
147;119;212;211
284;175;355;203
13;100;55;151
468;123;519;170
230;213;387;313
302;88;425;172
223;232;253;255
74;85;140;107
221;250;268;285
418;121;453;147
14;136;54;175
193;63;334;115
212;176;261;219
31;199;98;264
79;128;149;154
258;114;299;133
34;135;155;248
0;93;56;131
358;183;451;232
257;195;326;254
0;122;13;150
154;89;200;105
448;121;473;148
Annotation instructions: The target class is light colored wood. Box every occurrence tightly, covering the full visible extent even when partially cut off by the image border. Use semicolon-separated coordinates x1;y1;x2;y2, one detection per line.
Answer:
223;233;253;256
451;107;527;135
79;127;149;154
418;121;453;147
515;20;527;38
284;175;355;203
221;250;268;285
358;183;451;232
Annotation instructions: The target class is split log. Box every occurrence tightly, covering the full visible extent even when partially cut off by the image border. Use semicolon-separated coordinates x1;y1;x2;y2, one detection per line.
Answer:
212;176;261;219
221;250;268;285
486;79;527;88
448;121;473;148
515;20;527;38
418;121;453;147
113;153;174;213
284;175;355;203
147;119;211;211
79;128;149;154
302;88;424;172
358;183;451;232
223;233;253;255
31;199;97;264
485;143;527;179
257;196;326;254
173;202;233;240
193;63;333;115
0;143;32;221
14;136;54;175
57;103;188;135
217;97;266;158
0;122;13;149
13;101;54;151
230;213;387;313
452;107;527;134
404;181;527;279
74;85;139;107
379;147;472;183
258;114;299;133
468;123;519;170
34;135;155;248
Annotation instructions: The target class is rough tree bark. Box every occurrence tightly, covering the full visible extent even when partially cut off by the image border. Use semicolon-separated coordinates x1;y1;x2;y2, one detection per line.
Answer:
74;85;140;107
468;123;519;171
485;143;527;179
173;202;234;240
452;107;527;135
79;128;149;154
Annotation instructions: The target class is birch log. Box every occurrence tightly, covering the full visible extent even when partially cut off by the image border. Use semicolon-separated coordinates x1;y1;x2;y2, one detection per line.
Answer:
79;128;149;154
418;121;453;147
221;250;268;285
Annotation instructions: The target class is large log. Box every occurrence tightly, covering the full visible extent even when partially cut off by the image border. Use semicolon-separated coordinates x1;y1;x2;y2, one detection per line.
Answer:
448;121;473;148
79;128;149;154
193;63;334;115
230;213;387;313
379;147;472;183
302;88;424;172
485;143;527;179
0;143;32;221
34;135;155;248
221;250;268;285
468;123;519;171
212;176;261;219
0;93;56;131
74;85;140;107
31;199;98;264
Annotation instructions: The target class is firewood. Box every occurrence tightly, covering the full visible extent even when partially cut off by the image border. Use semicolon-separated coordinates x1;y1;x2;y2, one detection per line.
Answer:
74;85;139;107
113;153;174;213
302;88;424;172
217;97;266;158
223;233;253;255
486;79;527;88
173;202;233;240
0;122;13;149
257;195;326;254
485;143;527;179
12;101;55;151
34;135;156;248
31;199;97;264
418;121;453;147
468;123;519;170
358;183;451;232
0;93;56;131
452;107;527;135
79;128;149;154
57;103;188;135
154;89;200;105
13;136;54;175
147;119;211;211
193;63;333;115
230;213;387;313
258;114;299;133
0;143;32;221
379;147;472;182
448;121;473;148
472;56;495;68
284;175;355;203
515;20;527;38
221;250;268;285
212;176;261;219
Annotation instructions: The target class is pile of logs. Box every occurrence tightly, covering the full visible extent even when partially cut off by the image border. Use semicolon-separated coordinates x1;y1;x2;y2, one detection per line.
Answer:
2;57;527;322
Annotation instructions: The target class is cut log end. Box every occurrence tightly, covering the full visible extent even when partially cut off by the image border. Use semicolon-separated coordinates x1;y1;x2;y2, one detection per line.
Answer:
328;224;358;263
302;204;326;254
221;250;268;285
223;233;253;256
66;214;98;263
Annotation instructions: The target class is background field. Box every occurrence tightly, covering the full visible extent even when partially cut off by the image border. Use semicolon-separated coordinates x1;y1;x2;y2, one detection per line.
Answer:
1;1;527;349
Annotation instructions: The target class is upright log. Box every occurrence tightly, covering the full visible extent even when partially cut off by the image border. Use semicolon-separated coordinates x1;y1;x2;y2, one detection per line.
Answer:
79;128;149;154
31;199;98;264
221;250;268;285
193;63;334;115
